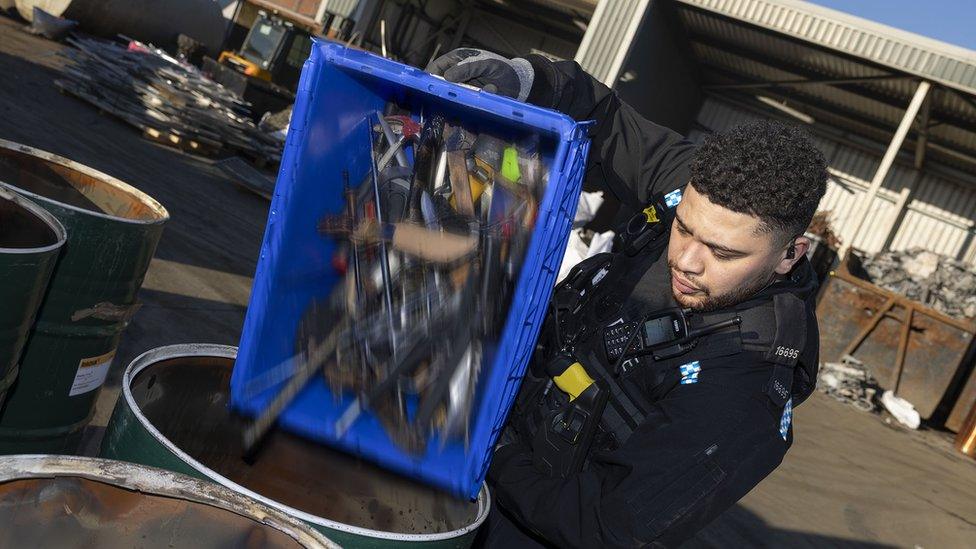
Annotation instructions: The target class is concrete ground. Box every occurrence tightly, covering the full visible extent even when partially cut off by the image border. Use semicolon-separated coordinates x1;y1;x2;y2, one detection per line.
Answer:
1;14;974;548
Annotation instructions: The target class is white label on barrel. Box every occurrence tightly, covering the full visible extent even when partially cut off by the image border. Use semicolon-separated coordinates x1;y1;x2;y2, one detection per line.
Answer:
69;350;116;396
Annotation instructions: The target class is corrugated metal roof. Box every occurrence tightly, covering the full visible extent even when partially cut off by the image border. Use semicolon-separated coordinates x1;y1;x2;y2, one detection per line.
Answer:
676;0;976;95
670;0;976;173
575;0;649;85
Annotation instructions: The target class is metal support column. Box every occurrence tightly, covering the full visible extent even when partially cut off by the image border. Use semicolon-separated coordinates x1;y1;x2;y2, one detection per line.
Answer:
914;89;933;169
314;0;331;24
838;80;931;259
880;171;923;252
575;0;650;86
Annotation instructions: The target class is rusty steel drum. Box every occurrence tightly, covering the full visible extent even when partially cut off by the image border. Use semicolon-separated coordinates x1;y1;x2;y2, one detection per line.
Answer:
0;187;66;410
0;454;337;547
0;138;168;454
99;344;489;548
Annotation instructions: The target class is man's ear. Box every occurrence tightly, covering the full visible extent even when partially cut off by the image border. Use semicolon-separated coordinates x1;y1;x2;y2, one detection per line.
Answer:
775;235;810;274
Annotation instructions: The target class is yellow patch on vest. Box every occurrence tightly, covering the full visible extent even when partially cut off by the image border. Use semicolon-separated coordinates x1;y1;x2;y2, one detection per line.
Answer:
642;205;659;224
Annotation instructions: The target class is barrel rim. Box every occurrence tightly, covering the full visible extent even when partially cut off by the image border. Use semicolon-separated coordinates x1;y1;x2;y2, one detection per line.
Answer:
0;454;339;548
122;343;492;542
0;186;67;255
0;138;170;225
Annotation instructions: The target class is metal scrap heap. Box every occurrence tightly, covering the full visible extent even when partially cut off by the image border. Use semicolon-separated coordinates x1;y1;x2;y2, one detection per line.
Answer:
818;356;880;412
860;248;976;320
54;37;283;163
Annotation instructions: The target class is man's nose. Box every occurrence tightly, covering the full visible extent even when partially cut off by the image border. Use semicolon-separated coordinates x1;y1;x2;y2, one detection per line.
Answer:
675;242;705;275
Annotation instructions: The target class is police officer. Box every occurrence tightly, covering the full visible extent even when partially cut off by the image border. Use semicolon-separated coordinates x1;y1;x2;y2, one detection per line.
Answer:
428;49;829;548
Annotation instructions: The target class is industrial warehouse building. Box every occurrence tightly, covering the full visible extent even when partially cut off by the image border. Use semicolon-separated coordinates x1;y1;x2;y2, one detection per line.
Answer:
602;0;976;264
257;0;976;263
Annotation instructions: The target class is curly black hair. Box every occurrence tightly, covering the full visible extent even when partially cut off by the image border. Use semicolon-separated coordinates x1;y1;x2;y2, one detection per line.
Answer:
690;120;828;245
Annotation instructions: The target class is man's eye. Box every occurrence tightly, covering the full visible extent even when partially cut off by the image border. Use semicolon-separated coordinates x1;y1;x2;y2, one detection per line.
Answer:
712;251;735;261
675;224;689;235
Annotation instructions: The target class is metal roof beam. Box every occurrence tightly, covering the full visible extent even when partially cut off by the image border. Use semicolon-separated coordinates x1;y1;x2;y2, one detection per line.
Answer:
705;82;976;174
687;32;976;131
709;93;976;188
703;74;914;91
915;91;932;170
700;66;904;135
689;33;906;99
945;87;976;116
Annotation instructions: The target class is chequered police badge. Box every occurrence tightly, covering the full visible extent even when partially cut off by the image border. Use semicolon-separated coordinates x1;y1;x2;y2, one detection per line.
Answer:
678;361;701;385
780;397;793;441
664;188;683;208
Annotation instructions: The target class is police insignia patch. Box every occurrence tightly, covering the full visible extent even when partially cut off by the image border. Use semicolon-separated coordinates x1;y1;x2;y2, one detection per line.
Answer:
780;397;793;441
664;188;683;208
679;361;701;385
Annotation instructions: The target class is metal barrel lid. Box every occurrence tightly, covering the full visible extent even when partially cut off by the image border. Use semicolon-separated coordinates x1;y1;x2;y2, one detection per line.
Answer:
0;454;339;548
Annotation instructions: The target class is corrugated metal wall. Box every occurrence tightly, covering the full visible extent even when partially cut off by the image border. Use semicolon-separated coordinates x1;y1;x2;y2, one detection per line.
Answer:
319;0;359;30
323;0;358;19
691;98;976;263
575;0;650;85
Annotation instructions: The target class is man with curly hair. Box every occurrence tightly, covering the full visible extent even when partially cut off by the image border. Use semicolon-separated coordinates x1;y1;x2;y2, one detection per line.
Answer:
428;49;829;548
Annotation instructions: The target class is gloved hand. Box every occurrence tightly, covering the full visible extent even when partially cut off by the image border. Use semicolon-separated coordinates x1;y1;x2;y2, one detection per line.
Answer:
426;48;534;102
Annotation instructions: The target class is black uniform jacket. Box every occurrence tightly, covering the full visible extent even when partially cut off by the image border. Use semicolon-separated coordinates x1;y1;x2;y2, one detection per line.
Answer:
480;56;821;548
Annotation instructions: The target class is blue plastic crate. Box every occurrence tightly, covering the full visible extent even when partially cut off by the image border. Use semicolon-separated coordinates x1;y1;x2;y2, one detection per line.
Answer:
231;41;590;499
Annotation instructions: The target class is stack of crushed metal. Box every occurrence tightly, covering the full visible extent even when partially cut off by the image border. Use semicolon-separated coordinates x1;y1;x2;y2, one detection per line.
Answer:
818;355;880;412
861;248;976;319
243;111;546;454
54;37;283;163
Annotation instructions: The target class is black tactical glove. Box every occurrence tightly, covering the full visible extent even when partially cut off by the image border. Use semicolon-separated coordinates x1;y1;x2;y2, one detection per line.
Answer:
425;48;535;101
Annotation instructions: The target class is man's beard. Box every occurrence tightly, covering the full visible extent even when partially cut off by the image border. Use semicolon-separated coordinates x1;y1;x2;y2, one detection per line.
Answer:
668;260;775;312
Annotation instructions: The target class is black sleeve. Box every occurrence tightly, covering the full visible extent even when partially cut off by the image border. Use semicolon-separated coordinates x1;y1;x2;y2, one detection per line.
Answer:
524;55;696;215
487;380;788;548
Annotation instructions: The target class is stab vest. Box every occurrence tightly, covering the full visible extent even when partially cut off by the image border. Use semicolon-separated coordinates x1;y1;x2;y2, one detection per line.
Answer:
543;191;818;446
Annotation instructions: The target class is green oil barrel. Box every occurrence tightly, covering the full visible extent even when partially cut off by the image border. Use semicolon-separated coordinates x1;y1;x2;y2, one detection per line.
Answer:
0;454;337;547
0;188;66;409
0;139;169;453
100;344;490;548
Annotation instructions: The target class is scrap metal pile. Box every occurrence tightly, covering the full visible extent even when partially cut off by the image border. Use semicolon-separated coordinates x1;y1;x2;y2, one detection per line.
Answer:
244;110;546;454
818;356;880;412
817;356;922;428
861;248;976;319
54;37;283;163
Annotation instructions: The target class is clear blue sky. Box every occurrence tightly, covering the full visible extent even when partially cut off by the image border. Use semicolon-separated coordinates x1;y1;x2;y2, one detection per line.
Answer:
809;0;976;52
